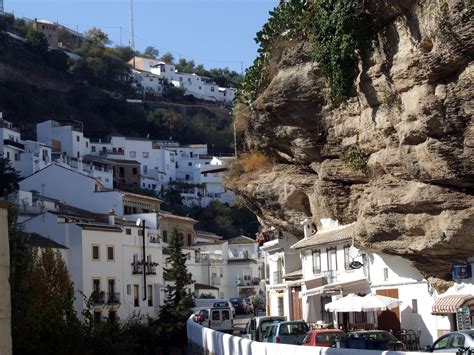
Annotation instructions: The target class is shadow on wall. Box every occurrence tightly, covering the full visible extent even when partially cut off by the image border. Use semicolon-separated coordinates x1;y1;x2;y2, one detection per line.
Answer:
400;306;433;347
371;253;424;281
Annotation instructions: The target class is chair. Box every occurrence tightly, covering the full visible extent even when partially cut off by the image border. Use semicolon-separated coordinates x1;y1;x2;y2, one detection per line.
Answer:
405;329;416;350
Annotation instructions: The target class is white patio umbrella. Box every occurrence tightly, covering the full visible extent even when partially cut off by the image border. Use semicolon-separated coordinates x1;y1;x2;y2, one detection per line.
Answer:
360;293;402;312
325;293;364;312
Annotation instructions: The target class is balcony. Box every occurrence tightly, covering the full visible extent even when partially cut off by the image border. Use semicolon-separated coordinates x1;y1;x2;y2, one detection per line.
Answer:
146;263;157;275
92;291;105;305
237;278;261;287
131;262;143;274
4;139;24;150
107;292;120;304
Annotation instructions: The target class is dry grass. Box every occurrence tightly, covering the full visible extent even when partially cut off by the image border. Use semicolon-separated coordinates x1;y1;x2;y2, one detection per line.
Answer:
225;152;273;187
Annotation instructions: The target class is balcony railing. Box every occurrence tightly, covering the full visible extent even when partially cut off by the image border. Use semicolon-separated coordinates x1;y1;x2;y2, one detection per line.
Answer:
146;264;157;275
107;292;120;304
4;139;24;150
92;291;105;305
131;262;143;274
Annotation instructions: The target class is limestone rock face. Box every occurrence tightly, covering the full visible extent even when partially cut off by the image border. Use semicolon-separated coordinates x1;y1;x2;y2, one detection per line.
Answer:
228;0;473;287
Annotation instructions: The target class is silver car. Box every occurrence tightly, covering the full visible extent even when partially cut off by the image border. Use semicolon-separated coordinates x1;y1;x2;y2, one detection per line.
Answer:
427;330;474;352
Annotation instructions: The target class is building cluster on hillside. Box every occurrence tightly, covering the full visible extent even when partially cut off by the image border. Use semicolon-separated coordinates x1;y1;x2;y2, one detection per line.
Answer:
129;56;236;103
1;113;262;323
1;115;235;207
261;217;474;348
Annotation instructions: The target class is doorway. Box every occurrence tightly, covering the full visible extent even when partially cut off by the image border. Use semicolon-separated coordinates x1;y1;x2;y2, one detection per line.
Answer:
376;289;401;333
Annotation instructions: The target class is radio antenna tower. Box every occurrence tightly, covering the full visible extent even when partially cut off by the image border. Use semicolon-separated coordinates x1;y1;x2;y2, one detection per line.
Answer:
0;0;4;15
128;0;135;49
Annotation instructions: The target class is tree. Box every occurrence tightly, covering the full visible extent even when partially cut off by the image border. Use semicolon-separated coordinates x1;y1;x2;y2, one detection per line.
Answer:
85;27;110;47
143;46;159;59
160;52;175;64
25;29;48;53
158;229;194;347
0;158;19;198
10;231;82;354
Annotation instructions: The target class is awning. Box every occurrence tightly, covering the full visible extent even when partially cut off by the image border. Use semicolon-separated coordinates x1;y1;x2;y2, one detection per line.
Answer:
268;276;325;292
301;278;370;298
432;294;474;315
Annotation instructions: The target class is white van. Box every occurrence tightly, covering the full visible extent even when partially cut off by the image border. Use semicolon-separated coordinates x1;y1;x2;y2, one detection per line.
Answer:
196;306;234;334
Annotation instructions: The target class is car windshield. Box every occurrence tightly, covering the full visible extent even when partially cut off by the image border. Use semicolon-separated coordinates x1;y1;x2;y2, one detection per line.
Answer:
280;323;308;335
356;332;396;342
316;332;344;344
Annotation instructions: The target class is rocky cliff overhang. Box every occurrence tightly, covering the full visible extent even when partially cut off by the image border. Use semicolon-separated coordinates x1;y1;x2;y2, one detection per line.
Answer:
228;0;473;290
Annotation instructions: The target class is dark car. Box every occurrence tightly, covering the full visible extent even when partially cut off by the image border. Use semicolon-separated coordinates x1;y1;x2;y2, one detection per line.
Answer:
341;330;406;351
426;330;474;352
229;297;247;315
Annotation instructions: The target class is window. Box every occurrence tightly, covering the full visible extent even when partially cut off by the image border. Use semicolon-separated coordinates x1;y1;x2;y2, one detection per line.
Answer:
212;310;220;321
138;228;143;236
211;86;215;92
185;174;190;180
132;168;138;175
130;151;136;158
92;245;100;260
312;250;321;274
383;267;389;281
162;230;168;243
143;152;149;158
107;246;114;261
86;142;89;148
433;335;450;350
133;285;139;307
119;167;125;177
127;284;131;295
187;78;191;83
148;285;153;306
412;299;418;313
222;310;230;320
126;228;131;235
188;162;192;166
277;297;284;316
92;146;96;152
93;278;101;295
187;234;192;246
198;86;202;90
344;244;351;270
327;247;337;271
76;135;80;142
143;165;148;174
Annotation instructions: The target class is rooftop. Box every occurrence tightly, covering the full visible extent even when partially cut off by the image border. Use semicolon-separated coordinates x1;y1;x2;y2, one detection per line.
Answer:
25;233;68;249
227;235;256;245
291;223;355;250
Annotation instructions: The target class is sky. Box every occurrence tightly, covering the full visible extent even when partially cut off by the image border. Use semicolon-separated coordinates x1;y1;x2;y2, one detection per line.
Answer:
5;0;279;73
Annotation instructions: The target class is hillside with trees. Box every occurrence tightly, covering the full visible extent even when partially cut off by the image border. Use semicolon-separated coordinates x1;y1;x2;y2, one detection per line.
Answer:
0;13;240;154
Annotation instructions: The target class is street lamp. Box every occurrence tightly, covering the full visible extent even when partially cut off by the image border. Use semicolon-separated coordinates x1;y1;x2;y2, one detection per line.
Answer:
136;218;147;301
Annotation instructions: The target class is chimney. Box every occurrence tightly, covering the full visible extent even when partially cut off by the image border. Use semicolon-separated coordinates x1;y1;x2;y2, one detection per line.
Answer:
301;218;312;239
108;209;116;226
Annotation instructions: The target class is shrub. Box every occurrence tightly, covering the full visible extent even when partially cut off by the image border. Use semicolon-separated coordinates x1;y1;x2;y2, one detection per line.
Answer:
240;152;272;173
342;145;369;173
233;102;252;133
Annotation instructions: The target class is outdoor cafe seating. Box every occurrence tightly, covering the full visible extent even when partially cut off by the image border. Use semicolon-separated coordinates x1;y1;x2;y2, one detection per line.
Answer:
394;329;421;351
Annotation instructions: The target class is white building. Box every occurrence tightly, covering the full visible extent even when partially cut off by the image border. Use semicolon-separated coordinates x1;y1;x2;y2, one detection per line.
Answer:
280;218;441;347
16;140;52;177
20;209;164;322
0;117;24;171
19;163;124;216
37;120;90;159
131;68;165;94
128;57;236;103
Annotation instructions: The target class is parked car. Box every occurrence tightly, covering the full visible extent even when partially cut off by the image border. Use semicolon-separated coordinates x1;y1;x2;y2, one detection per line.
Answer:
229;297;247;315
213;301;236;317
195;305;234;334
426;330;474;352
263;320;309;345
241;316;286;342
341;330;406;351
302;329;345;347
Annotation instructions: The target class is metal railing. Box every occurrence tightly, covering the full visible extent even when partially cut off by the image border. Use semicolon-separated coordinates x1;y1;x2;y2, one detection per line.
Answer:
107;292;120;304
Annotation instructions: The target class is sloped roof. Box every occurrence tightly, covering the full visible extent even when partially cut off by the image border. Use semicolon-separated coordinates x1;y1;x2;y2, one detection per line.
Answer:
194;283;219;291
159;211;198;224
291;223;355;250
26;233;68;249
228;235;256;245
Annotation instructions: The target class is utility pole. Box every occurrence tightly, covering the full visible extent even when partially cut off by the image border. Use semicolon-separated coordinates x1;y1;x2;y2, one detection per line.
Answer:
0;0;4;15
129;0;135;49
240;61;244;76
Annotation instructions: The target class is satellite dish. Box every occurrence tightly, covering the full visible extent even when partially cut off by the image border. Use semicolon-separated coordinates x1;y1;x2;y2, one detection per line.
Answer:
136;218;141;227
348;245;359;259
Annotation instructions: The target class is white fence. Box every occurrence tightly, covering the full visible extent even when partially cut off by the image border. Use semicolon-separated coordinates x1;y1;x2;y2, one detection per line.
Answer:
187;317;454;355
